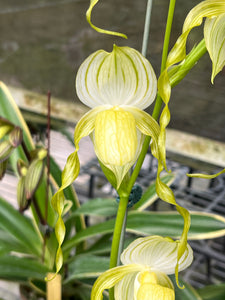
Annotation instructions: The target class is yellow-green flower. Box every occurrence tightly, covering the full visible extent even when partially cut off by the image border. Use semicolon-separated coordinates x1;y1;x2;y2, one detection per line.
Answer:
91;236;193;300
51;44;160;274
74;44;159;188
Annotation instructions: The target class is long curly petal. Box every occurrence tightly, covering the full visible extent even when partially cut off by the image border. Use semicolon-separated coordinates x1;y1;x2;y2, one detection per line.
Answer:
86;0;127;39
51;107;102;274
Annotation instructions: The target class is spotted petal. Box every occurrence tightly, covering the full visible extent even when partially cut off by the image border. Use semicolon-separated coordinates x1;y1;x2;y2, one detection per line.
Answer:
76;45;157;110
204;13;225;82
121;236;193;275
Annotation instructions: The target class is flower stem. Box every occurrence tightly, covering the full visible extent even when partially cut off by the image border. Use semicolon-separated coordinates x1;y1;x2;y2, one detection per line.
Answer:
141;0;153;56
152;0;177;119
109;193;129;300
128;0;177;193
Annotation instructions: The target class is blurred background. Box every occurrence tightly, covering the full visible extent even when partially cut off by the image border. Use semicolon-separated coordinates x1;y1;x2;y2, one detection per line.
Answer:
0;0;224;141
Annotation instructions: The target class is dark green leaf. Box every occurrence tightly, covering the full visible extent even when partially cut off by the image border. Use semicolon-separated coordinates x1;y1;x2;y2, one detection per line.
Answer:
0;197;42;257
197;283;225;300
0;255;49;282
66;255;110;283
0;229;30;255
69;198;118;218
63;211;225;253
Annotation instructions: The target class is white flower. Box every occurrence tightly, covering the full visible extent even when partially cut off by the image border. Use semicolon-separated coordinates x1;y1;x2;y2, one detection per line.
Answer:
91;236;193;300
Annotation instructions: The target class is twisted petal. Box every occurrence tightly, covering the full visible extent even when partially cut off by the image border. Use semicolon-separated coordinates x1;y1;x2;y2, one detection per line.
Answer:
86;0;127;39
204;13;225;82
121;236;193;275
91;264;143;300
76;45;157;110
156;2;225;285
51;106;103;274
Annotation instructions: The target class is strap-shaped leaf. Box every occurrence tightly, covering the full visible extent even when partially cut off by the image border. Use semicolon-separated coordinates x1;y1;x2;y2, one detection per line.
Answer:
0;229;31;255
0;254;49;282
0;197;43;256
66;255;110;283
197;283;225;300
63;211;225;253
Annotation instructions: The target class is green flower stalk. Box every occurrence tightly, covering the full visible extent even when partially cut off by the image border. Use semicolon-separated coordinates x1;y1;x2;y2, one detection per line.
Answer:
91;236;193;300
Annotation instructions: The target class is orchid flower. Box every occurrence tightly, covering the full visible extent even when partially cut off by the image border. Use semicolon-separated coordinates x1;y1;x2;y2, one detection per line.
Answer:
51;44;161;274
75;44;160;188
91;236;193;300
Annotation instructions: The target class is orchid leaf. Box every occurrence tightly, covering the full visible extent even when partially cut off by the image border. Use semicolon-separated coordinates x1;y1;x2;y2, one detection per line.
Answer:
63;211;225;253
0;196;42;257
197;283;225;300
0;229;31;255
0;254;49;282
66;255;110;283
68;198;118;218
